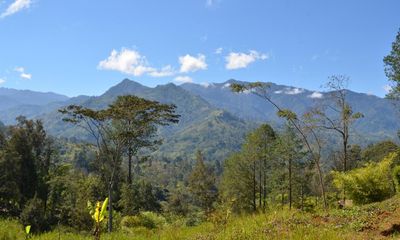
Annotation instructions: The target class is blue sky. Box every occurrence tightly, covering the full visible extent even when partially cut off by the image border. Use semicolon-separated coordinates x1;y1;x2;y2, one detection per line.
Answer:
0;0;399;97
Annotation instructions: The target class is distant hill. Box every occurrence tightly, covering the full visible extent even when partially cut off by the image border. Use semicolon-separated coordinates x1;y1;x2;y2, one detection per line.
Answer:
0;87;69;111
0;79;398;161
181;79;400;142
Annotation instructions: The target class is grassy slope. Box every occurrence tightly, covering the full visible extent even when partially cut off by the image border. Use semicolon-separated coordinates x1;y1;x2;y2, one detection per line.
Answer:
4;196;400;240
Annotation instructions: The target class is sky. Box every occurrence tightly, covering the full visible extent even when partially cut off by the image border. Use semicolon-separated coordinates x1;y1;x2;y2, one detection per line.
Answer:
0;0;399;97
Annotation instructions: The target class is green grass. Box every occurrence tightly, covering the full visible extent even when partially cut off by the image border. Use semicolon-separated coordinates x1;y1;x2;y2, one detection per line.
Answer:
5;196;400;239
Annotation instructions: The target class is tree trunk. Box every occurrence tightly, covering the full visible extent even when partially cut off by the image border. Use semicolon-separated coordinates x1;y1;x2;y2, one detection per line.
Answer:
259;160;262;208
108;182;113;232
315;156;327;208
253;162;256;212
127;147;132;184
289;158;292;210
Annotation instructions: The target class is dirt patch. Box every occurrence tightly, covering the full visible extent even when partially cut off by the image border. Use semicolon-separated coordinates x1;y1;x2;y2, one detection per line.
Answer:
381;223;400;237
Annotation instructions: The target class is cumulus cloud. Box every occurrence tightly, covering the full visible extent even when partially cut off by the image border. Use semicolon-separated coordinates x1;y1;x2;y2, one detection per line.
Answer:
1;0;31;18
0;78;5;84
225;50;268;70
98;49;150;76
179;54;207;73
174;76;193;84
14;66;32;79
308;92;323;99
383;85;392;93
98;48;176;77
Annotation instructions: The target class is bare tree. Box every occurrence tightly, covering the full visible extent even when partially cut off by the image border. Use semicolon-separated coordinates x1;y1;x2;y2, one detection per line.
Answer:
305;75;363;203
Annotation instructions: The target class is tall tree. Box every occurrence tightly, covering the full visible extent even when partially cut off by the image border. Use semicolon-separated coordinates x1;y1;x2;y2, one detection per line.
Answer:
108;95;180;184
305;75;363;202
274;125;306;209
188;151;218;213
59;95;179;232
384;28;400;99
242;124;276;211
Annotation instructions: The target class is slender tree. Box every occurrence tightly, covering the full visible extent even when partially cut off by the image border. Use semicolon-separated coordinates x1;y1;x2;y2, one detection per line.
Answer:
188;151;218;213
231;82;328;209
305;75;363;202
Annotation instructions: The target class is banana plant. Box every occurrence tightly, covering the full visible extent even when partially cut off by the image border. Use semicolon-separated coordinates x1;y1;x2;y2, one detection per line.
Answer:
25;225;31;239
88;198;108;240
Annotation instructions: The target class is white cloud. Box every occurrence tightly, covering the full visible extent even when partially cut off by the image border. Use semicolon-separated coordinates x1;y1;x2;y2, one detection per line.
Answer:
98;48;175;77
285;88;304;95
383;85;392;93
179;54;207;73
20;73;31;79
225;50;268;70
275;87;305;95
148;65;175;77
215;47;223;54
222;83;230;89
200;82;212;88
0;78;5;85
1;0;31;18
174;76;193;84
98;48;150;76
308;92;323;99
14;66;31;79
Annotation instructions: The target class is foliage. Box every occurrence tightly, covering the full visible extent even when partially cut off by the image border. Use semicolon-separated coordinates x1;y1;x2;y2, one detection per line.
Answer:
20;197;47;233
121;212;166;230
392;165;400;192
384;28;400;99
332;153;396;204
188;151;218;212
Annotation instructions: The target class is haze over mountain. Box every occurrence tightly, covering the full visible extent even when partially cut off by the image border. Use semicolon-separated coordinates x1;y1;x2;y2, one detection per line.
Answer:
0;79;398;161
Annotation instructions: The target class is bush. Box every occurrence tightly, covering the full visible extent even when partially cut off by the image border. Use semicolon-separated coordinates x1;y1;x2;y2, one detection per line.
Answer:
20;197;47;233
332;153;396;205
121;212;166;230
0;219;25;240
392;165;400;192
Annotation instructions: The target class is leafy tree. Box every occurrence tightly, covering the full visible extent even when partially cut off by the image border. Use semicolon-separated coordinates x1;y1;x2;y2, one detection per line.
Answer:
108;95;180;184
242;124;276;211
188;151;218;213
332;153;396;205
274;125;306;209
220;153;255;213
384;28;400;99
361;140;399;164
59;95;179;231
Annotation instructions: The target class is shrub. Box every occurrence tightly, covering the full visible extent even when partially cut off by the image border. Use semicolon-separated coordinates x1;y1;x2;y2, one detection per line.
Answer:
20;197;47;233
0;219;25;240
121;212;166;230
332;153;396;204
392;165;400;192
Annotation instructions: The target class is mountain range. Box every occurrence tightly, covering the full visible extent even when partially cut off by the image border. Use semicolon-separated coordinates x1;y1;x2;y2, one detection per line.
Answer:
0;79;398;161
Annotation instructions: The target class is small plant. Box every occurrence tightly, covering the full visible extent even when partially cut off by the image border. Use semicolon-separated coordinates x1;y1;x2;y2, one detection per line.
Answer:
88;197;108;240
25;225;31;239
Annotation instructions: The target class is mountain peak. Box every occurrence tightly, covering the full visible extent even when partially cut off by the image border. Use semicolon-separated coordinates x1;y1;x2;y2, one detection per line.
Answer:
102;79;149;97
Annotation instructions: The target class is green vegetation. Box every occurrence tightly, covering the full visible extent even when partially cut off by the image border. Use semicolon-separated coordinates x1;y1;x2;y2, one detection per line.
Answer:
2;27;400;240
